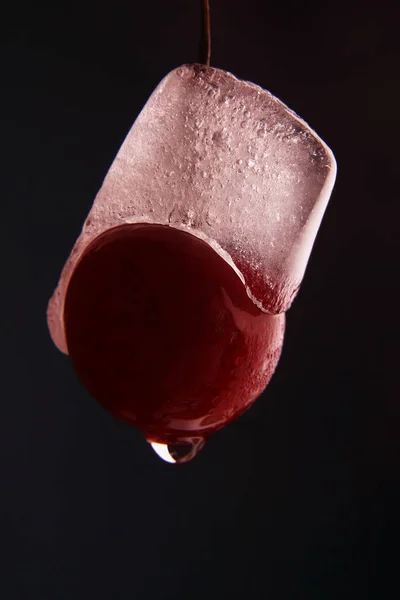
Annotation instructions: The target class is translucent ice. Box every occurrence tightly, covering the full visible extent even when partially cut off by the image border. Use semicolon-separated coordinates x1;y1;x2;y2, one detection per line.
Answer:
48;64;336;354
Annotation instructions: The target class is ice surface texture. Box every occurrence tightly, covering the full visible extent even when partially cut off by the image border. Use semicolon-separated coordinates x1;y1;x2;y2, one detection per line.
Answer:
48;64;336;354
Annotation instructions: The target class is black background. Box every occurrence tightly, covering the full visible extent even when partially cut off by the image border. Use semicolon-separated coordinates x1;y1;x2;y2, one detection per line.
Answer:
1;1;399;598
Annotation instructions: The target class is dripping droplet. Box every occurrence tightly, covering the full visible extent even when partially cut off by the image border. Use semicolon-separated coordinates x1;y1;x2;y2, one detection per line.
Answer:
149;437;206;465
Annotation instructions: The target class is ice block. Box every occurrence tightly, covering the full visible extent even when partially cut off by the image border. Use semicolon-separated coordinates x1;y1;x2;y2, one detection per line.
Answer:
48;63;336;354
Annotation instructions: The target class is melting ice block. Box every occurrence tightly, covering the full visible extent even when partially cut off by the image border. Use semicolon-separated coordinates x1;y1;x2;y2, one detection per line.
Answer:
48;64;336;354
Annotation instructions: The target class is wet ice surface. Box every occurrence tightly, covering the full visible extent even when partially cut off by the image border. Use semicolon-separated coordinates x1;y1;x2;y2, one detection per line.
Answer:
48;64;336;353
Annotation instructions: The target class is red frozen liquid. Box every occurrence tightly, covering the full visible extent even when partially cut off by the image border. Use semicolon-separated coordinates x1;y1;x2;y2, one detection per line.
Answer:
64;224;285;444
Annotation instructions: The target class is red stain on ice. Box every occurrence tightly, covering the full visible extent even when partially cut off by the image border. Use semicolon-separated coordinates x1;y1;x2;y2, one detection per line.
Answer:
64;224;285;444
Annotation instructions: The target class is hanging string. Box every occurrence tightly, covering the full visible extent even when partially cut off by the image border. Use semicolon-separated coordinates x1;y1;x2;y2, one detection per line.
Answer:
201;0;211;66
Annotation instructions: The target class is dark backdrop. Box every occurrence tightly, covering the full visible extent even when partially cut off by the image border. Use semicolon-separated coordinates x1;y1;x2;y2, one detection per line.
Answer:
1;1;399;598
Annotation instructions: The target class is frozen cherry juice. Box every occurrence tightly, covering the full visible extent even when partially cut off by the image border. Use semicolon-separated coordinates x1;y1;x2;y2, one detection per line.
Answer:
48;65;336;462
64;224;285;444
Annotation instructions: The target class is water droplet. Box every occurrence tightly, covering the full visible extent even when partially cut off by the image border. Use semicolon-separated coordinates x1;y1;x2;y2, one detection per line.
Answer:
149;437;206;464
